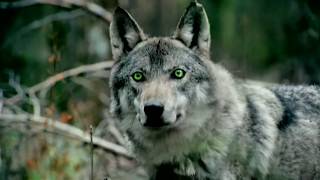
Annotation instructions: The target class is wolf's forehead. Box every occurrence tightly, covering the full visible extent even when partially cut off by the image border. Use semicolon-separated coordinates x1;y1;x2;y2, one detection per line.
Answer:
127;38;194;69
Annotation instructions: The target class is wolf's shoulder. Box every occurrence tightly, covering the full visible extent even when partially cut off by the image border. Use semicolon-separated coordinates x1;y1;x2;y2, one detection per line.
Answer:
241;80;320;108
268;85;320;130
269;85;320;111
240;81;320;129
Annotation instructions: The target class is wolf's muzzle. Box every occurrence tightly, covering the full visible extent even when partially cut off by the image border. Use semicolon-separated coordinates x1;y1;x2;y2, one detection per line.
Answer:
143;102;168;128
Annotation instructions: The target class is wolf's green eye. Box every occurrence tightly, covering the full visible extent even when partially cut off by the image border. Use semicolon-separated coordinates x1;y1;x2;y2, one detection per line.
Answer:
132;72;145;82
172;69;186;79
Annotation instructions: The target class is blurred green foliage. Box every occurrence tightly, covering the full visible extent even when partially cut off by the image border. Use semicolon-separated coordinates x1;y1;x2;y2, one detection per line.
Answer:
202;0;320;82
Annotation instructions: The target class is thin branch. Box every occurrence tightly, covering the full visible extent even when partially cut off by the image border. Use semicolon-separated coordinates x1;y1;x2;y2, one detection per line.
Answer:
8;74;25;99
0;90;3;113
90;125;94;180
6;61;114;104
4;103;27;114
94;117;126;146
0;0;112;23
108;121;126;146
28;61;113;94
3;9;85;47
29;93;41;117
0;113;132;158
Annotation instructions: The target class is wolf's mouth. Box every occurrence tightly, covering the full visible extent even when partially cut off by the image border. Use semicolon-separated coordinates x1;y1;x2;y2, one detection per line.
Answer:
143;113;183;130
144;117;170;129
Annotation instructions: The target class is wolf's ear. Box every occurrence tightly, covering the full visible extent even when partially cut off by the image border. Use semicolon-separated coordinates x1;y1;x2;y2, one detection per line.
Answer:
110;7;145;60
174;2;210;55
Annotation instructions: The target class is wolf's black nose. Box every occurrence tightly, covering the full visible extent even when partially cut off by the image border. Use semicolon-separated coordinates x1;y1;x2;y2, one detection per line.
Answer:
144;103;164;119
143;102;166;127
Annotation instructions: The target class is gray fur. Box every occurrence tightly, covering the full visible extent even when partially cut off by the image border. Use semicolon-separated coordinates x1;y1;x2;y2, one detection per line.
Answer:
109;2;320;180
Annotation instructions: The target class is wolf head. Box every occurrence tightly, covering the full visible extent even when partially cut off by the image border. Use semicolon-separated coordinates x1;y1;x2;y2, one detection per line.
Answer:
109;2;243;163
110;1;211;125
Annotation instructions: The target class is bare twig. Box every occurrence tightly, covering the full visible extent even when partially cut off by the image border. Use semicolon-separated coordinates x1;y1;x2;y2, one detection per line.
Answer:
28;61;113;94
3;9;85;47
71;77;110;105
0;90;3;113
4;103;27;114
8;73;25;99
0;113;132;158
90;125;94;180
29;93;41;117
94;118;126;146
6;61;114;104
108;121;126;146
0;0;112;23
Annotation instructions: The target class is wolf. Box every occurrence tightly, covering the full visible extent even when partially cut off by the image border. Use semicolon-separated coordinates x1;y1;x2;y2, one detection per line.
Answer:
108;2;320;180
